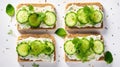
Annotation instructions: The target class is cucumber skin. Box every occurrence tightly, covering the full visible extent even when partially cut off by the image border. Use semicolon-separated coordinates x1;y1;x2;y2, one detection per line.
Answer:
64;40;76;55
92;40;104;55
65;12;77;27
16;43;30;57
44;11;57;26
16;10;29;24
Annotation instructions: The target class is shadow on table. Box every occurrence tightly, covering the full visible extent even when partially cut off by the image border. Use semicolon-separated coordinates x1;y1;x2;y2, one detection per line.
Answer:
19;62;57;67
66;61;113;67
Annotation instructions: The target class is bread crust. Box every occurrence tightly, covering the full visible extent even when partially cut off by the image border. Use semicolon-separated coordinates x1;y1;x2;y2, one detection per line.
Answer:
17;34;56;62
16;3;56;33
65;2;104;31
64;34;104;62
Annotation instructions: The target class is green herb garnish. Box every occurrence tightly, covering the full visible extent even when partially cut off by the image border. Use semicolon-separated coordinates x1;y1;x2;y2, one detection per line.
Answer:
6;4;15;16
32;63;39;67
28;4;34;11
38;12;46;22
104;51;113;64
72;37;81;49
55;28;67;37
8;29;13;35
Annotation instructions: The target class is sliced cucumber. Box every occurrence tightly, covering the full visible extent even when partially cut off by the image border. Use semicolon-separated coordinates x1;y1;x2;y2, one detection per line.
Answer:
65;12;77;27
92;40;104;54
44;41;54;55
30;40;45;56
90;10;103;23
16;43;30;57
80;38;90;53
77;8;88;24
16;10;29;23
44;11;56;26
28;13;41;28
64;40;76;55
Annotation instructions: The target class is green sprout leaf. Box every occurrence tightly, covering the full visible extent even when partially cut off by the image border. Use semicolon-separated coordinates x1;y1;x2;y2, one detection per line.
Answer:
83;6;91;14
104;51;113;64
8;29;13;35
55;28;67;37
72;37;80;44
6;4;15;16
89;38;94;47
37;12;46;22
32;63;39;67
72;37;81;50
28;4;34;11
76;52;88;62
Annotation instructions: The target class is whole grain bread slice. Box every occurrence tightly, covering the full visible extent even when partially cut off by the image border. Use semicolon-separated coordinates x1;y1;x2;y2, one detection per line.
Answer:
17;34;56;62
16;3;56;33
64;34;104;62
65;2;104;32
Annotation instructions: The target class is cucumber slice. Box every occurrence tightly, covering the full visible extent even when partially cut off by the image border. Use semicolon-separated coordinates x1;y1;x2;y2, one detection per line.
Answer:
28;13;41;28
65;12;77;27
16;10;29;23
92;40;104;54
44;11;56;26
30;40;45;56
90;10;103;23
64;40;76;55
77;8;88;24
16;43;30;57
80;38;90;53
44;41;54;55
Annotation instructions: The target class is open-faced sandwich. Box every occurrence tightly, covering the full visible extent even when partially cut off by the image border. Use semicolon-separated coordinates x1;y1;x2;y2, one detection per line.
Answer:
64;34;104;62
65;2;104;31
16;34;55;62
16;3;57;33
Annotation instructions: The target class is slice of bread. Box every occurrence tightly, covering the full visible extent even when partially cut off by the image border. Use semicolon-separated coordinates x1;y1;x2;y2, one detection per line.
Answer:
65;2;104;32
64;34;104;62
17;34;56;62
16;3;56;33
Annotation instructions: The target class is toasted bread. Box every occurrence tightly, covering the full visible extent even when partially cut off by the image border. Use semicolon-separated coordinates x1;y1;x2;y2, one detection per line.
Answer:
65;2;104;32
17;34;56;62
64;34;104;62
16;3;56;33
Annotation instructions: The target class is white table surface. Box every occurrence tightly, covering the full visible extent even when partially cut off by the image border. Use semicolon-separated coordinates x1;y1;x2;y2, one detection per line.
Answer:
0;0;120;67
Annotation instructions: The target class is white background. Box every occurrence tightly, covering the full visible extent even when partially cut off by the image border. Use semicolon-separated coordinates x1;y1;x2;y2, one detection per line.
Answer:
0;0;120;67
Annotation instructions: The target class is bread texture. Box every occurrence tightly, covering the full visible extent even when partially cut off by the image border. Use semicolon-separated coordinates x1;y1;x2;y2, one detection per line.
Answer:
17;34;56;62
16;3;56;33
64;34;104;62
65;2;104;31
